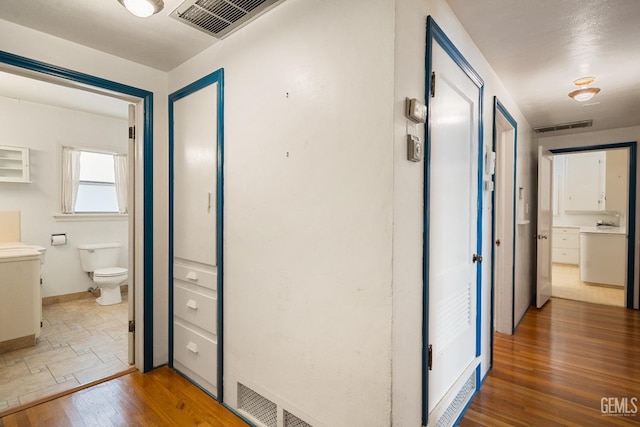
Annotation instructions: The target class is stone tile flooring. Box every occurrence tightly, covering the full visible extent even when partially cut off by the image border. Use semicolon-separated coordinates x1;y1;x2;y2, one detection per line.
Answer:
552;264;625;307
0;295;129;411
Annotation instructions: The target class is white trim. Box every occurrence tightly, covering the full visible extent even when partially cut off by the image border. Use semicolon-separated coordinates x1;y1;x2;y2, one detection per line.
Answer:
53;213;128;221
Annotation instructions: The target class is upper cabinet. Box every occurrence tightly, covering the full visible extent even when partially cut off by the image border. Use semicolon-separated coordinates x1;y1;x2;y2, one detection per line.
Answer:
0;146;30;183
563;151;605;211
558;149;627;213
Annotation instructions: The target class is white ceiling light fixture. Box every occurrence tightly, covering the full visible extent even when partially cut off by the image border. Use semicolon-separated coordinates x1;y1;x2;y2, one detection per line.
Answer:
118;0;164;18
568;77;601;102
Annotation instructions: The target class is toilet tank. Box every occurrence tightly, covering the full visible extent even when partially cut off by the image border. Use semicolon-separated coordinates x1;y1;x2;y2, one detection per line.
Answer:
78;243;122;272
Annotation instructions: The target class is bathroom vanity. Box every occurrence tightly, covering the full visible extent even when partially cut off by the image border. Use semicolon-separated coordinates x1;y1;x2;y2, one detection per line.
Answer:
0;243;45;353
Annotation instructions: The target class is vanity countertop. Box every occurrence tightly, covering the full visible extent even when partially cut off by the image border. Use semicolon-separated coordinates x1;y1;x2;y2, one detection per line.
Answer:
579;226;626;235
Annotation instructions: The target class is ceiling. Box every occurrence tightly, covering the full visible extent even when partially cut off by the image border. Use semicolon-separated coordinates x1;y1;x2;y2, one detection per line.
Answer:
447;0;640;134
0;0;639;134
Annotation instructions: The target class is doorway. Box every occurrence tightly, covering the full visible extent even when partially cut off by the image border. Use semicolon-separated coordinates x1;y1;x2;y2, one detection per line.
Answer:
0;50;154;411
550;147;631;307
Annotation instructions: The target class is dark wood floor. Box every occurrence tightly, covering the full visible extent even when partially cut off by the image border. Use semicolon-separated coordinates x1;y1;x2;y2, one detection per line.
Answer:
0;367;247;427
2;298;639;426
461;298;640;426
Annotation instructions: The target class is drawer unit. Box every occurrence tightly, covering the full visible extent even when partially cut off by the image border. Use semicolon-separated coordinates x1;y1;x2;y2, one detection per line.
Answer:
552;226;580;265
553;233;579;249
173;321;217;389
552;248;580;265
174;263;217;291
174;285;216;333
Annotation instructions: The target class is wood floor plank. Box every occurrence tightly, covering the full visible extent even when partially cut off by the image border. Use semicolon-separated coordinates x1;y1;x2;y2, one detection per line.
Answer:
0;367;247;426
461;298;640;426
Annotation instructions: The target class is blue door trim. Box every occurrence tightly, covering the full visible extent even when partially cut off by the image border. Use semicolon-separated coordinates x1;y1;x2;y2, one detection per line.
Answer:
0;50;155;371
423;16;484;424
550;142;637;309
168;68;225;402
489;98;519;371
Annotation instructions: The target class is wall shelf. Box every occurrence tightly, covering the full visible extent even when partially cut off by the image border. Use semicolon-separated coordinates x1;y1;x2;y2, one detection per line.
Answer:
0;146;30;183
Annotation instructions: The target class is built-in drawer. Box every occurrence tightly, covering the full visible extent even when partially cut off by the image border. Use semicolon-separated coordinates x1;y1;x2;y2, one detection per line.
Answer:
553;227;580;235
173;263;217;291
552;247;579;265
173;321;217;387
174;285;216;334
553;233;579;249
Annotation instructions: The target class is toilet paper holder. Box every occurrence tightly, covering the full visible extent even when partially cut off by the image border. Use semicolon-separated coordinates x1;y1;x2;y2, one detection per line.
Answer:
51;233;67;246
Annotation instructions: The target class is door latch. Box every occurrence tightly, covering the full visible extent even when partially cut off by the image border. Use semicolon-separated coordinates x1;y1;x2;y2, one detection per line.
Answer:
472;254;483;263
496;239;501;247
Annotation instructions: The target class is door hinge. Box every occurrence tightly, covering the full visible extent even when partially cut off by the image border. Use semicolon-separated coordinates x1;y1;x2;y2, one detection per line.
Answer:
428;344;433;370
430;72;436;98
129;126;136;140
128;320;135;333
472;253;483;263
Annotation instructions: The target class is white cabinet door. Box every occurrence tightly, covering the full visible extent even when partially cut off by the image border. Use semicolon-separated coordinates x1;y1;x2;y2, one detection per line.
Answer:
564;152;605;211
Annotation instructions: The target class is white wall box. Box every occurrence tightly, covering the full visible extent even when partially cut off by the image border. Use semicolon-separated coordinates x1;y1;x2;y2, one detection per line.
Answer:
552;226;580;265
171;77;220;398
0;145;30;183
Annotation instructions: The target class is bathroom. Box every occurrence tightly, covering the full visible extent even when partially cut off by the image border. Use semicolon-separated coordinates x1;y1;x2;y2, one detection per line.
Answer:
551;147;629;306
0;72;131;411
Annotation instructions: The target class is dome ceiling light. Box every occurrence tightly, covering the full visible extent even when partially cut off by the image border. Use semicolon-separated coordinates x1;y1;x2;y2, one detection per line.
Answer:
118;0;164;18
568;77;601;102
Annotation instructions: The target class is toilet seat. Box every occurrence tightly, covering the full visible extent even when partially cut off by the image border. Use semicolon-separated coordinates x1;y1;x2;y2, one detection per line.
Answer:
94;267;127;277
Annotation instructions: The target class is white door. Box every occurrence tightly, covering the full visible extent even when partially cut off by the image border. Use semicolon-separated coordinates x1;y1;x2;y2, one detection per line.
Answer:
127;103;136;365
493;117;515;334
536;146;553;308
428;41;481;416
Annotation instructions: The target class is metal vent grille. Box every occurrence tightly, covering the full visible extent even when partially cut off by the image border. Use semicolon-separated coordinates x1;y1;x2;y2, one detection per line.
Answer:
284;410;313;427
238;383;277;427
533;119;593;133
170;0;282;38
435;373;476;427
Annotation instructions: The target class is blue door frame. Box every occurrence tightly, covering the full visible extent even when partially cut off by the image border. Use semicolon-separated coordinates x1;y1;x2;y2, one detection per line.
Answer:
423;16;485;425
0;50;155;371
550;142;637;309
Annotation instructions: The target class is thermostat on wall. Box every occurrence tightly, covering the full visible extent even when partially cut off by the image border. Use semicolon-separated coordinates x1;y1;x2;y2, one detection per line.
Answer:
406;98;427;123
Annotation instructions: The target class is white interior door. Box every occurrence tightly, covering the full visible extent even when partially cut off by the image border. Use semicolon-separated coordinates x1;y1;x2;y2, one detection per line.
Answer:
494;121;515;334
428;41;480;416
536;146;553;308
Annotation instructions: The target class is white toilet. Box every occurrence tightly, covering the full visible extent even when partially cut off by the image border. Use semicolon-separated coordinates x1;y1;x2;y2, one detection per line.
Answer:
78;243;127;306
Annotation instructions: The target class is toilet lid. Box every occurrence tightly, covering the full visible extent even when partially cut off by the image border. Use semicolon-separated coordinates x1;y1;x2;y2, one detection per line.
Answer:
94;267;127;277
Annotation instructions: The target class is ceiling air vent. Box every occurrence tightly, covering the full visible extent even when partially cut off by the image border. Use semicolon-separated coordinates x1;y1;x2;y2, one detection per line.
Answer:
533;119;593;133
170;0;283;39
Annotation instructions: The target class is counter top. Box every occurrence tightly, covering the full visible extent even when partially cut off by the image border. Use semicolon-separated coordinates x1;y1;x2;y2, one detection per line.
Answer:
579;226;626;235
0;242;47;263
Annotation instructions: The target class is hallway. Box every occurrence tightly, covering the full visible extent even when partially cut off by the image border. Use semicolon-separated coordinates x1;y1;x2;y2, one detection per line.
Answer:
461;298;640;425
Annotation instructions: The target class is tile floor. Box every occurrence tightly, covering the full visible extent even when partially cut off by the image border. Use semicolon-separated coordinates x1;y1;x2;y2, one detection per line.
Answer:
0;295;129;411
551;263;625;307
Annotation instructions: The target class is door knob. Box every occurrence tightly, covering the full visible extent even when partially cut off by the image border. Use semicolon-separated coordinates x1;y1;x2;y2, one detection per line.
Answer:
496;239;501;246
472;254;483;263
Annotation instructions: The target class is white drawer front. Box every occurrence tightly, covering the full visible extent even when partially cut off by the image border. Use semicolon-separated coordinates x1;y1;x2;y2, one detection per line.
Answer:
553;233;579;249
174;285;216;334
174;263;217;291
174;322;217;387
553;227;580;235
552;248;579;265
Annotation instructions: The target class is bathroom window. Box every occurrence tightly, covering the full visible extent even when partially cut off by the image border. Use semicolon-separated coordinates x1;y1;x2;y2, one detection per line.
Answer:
61;147;128;214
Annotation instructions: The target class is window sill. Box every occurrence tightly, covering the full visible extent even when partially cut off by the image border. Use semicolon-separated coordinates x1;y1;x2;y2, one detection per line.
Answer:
54;213;128;222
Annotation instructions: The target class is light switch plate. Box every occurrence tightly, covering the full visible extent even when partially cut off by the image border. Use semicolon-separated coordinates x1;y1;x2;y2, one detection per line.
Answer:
407;135;423;162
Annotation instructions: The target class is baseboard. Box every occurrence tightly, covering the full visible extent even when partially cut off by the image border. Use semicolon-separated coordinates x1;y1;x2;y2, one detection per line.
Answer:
42;285;129;306
0;334;35;354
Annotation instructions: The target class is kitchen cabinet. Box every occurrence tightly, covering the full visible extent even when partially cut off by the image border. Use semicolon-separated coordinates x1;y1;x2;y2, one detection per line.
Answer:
552;226;580;265
0;146;30;183
579;230;626;286
563;152;605;211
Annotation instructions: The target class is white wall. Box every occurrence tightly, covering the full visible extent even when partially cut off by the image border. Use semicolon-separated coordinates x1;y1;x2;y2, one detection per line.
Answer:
169;0;395;425
0;18;170;366
539;125;640;309
0;96;128;297
392;0;537;424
